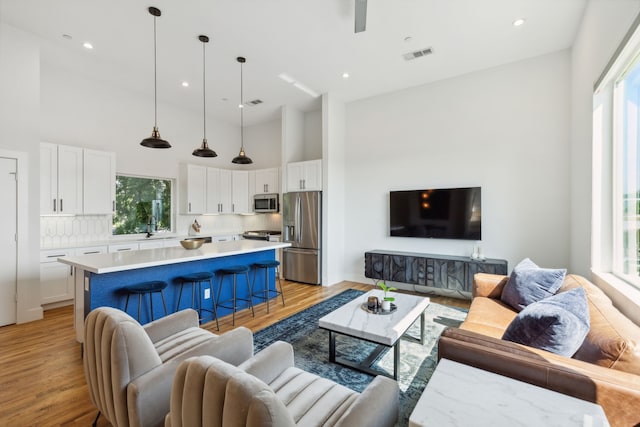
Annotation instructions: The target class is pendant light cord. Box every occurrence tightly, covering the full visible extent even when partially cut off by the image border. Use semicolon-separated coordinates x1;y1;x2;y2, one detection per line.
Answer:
240;60;244;149
202;40;206;140
153;14;158;128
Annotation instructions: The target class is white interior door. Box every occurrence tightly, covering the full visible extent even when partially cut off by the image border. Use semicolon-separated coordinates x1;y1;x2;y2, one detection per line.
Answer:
0;157;17;326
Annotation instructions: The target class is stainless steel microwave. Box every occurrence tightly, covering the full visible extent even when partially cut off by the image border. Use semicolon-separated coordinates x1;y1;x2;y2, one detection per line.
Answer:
253;193;279;213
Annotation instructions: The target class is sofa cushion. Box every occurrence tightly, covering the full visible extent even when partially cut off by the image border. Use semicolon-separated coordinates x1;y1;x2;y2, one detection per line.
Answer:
502;287;590;357
461;297;517;339
560;275;640;374
501;258;566;311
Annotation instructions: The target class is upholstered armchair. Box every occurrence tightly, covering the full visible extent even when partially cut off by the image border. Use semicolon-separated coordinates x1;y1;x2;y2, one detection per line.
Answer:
165;341;399;427
83;307;253;427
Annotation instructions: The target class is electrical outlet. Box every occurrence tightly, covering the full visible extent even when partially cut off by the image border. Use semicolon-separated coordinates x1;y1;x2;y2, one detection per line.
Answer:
204;288;210;299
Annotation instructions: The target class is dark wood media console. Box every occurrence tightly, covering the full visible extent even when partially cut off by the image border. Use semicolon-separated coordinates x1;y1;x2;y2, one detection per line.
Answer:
364;250;508;293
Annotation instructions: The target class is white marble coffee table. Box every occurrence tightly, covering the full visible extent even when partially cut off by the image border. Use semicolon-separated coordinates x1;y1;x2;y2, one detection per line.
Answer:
409;358;611;427
318;289;430;379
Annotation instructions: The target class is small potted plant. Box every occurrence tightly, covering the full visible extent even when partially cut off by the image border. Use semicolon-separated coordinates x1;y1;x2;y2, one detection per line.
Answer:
378;281;397;311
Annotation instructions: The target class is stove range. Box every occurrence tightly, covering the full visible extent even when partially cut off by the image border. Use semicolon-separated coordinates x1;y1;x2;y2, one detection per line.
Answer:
242;230;282;241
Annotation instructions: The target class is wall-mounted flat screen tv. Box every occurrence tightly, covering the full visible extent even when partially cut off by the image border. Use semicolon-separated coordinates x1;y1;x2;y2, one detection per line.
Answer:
390;187;481;240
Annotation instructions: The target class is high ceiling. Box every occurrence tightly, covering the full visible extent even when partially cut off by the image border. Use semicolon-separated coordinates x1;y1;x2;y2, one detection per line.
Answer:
0;0;587;126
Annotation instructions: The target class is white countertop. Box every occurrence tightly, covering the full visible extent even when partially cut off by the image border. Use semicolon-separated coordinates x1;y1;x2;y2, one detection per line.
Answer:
58;240;290;274
318;290;430;346
409;358;610;427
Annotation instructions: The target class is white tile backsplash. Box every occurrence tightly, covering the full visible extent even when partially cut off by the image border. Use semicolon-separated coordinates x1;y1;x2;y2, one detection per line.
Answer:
177;213;282;236
41;213;283;249
41;215;112;249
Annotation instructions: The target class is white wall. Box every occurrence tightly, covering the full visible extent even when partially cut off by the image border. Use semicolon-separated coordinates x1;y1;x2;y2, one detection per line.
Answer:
304;110;322;160
322;93;346;285
0;23;43;323
41;61;244;178
343;50;572;284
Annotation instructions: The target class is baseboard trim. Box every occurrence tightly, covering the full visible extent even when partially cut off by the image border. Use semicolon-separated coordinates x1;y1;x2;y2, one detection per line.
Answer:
18;306;44;324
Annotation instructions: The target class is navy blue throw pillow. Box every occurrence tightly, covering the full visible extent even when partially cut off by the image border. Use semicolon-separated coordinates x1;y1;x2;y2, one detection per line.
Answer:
501;258;566;312
502;287;590;357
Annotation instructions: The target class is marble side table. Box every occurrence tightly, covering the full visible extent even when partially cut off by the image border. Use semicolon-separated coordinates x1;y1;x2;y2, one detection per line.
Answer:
409;358;610;427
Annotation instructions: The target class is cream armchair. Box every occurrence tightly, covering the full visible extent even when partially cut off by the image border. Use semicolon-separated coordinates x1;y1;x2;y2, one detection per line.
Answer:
166;341;399;427
84;307;253;427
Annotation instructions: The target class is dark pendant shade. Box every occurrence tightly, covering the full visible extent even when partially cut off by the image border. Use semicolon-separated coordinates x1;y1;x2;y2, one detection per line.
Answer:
232;56;253;164
232;148;252;164
141;6;171;149
141;126;171;149
192;35;217;158
193;139;217;157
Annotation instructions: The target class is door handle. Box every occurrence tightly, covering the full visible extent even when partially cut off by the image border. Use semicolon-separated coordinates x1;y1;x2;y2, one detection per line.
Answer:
53;199;57;212
189;202;191;212
60;199;63;212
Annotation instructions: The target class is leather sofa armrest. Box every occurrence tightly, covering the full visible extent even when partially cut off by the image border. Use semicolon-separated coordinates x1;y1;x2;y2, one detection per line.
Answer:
144;308;200;343
239;341;294;385
473;273;508;299
335;376;399;427
438;327;640;427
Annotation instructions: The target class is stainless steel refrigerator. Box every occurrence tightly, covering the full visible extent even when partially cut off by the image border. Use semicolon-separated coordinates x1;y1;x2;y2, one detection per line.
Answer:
282;191;321;285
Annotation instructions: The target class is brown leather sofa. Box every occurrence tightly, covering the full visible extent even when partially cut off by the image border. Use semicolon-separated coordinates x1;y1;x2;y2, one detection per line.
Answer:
438;273;640;427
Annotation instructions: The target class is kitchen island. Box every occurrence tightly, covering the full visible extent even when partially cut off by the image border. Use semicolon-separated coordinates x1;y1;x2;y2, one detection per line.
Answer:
59;240;291;342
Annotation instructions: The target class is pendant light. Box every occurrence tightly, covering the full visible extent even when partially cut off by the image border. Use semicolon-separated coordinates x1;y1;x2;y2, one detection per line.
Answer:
140;6;171;149
192;35;217;157
232;56;253;164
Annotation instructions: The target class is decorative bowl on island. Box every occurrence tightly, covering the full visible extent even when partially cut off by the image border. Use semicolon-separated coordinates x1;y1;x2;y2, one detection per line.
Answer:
180;238;205;250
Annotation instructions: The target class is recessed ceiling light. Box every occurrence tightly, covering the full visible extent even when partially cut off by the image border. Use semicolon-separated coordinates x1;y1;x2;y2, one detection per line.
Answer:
83;42;93;49
404;36;413;42
342;72;350;79
513;18;525;27
62;34;72;40
181;81;189;87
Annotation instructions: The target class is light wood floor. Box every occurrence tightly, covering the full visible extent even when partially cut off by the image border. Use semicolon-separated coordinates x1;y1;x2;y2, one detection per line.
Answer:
0;280;469;426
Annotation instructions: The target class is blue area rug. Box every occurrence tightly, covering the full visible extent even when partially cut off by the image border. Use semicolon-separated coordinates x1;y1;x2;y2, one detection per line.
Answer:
253;289;468;426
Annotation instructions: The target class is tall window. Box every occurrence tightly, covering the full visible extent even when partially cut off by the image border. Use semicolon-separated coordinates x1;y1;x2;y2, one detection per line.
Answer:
615;60;640;285
113;175;172;235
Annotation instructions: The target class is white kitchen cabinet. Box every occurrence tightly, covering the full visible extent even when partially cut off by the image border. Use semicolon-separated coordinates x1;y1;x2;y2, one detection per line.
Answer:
180;164;207;214
40;143;83;214
76;245;108;256
108;242;140;253
232;170;250;214
83;149;116;214
286;159;322;191
206;168;232;214
254;168;280;194
40;249;75;306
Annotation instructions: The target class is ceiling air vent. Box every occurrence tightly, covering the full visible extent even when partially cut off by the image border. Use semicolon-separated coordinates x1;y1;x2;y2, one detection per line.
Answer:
403;47;433;61
243;99;263;107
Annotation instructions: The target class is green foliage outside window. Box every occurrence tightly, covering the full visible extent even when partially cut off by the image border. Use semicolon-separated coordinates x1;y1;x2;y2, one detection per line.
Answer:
113;175;172;235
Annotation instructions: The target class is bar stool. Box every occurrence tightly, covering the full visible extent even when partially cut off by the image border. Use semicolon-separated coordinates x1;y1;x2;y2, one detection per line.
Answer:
176;271;219;330
123;280;168;322
215;265;254;326
251;260;285;314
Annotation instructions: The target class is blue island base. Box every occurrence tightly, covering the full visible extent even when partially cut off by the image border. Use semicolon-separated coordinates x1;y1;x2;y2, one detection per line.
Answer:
85;250;277;325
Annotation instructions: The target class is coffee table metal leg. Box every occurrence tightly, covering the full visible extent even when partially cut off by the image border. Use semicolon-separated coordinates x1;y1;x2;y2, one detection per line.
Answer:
420;311;425;345
329;330;336;363
393;340;400;380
